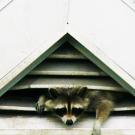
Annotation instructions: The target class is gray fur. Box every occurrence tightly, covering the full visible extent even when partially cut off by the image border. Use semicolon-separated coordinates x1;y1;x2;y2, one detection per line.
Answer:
36;87;115;135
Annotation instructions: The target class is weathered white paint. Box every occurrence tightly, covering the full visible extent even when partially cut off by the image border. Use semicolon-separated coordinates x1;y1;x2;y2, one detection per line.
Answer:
0;114;134;135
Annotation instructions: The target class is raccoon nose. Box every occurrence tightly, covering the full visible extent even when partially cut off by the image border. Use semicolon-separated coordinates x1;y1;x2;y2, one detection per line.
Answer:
66;120;73;126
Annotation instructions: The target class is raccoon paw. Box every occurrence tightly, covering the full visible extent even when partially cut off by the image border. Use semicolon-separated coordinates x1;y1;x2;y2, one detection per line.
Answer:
35;102;45;114
91;129;101;135
91;121;101;135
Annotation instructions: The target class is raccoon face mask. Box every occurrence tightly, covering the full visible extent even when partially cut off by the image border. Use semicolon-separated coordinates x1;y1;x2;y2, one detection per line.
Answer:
47;87;90;125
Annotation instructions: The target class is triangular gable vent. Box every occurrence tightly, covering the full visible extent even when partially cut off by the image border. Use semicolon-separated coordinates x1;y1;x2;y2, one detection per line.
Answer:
1;34;134;95
0;34;135;112
11;43;126;92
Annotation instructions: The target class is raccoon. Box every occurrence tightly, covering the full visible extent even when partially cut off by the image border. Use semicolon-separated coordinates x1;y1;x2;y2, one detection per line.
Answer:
36;87;115;135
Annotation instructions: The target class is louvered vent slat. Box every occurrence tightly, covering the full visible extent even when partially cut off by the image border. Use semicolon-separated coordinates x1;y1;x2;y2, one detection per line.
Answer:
48;43;86;60
29;60;106;76
12;77;125;92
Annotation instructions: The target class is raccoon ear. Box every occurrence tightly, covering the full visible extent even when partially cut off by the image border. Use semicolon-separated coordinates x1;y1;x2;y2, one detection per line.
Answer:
77;87;88;97
49;88;59;99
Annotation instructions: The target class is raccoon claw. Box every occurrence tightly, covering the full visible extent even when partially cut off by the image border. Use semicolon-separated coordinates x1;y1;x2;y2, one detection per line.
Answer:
91;129;100;135
35;103;45;114
91;122;101;135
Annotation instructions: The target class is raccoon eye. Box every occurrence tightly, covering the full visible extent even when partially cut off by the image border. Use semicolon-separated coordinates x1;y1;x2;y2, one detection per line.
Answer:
72;108;84;116
54;108;67;116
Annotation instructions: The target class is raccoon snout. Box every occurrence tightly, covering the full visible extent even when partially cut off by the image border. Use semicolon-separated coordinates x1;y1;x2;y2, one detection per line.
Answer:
61;115;76;126
66;120;73;126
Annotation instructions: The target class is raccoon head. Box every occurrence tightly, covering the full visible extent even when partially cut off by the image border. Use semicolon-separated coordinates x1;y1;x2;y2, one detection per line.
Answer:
45;87;90;126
